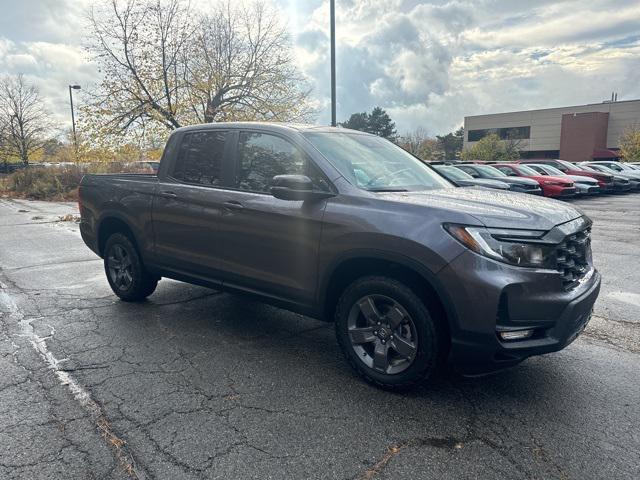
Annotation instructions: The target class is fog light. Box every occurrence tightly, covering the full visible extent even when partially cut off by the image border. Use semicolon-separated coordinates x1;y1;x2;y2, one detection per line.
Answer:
499;329;534;341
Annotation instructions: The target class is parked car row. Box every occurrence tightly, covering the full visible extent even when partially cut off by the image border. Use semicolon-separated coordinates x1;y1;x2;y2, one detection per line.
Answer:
429;159;640;199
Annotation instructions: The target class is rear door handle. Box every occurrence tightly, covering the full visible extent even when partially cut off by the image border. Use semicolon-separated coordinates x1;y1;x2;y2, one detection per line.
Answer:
223;200;244;211
160;191;178;199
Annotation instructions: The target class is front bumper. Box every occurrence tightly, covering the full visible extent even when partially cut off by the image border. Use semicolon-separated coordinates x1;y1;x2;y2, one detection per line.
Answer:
612;182;632;192
518;187;543;195
437;250;601;374
546;186;577;198
582;185;600;195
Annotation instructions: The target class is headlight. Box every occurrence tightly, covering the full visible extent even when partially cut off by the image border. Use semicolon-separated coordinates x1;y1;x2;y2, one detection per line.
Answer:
444;224;557;268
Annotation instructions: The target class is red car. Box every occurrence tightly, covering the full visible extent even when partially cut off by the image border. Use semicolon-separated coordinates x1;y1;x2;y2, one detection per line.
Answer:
519;159;614;192
489;163;576;198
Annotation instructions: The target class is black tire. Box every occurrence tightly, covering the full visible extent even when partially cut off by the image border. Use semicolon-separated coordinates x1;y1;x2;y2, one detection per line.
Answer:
335;276;443;389
104;232;158;302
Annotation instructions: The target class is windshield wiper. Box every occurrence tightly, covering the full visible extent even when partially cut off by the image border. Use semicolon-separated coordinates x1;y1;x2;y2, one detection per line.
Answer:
365;187;409;192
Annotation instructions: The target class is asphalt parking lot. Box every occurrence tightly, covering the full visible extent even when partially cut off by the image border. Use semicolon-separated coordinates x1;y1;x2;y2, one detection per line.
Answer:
0;194;639;480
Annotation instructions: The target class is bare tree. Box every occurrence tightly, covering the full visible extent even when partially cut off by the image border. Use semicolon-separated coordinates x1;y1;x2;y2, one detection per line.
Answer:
0;74;52;165
85;0;192;135
400;127;429;155
186;1;311;123
0;116;8;171
398;127;441;160
84;0;312;139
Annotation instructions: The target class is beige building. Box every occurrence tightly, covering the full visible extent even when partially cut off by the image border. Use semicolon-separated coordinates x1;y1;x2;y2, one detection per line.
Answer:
463;99;640;162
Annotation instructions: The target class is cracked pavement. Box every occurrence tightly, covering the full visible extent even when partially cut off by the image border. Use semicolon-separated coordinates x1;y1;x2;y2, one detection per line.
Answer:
0;195;639;479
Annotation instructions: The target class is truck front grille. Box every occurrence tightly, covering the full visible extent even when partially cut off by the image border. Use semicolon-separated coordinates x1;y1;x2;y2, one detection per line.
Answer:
556;227;591;291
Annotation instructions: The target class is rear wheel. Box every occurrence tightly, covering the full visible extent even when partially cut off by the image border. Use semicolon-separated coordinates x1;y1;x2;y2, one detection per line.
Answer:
335;276;442;389
104;233;158;301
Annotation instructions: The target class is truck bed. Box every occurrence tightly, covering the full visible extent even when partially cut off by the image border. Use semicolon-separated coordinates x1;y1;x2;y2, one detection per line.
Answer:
79;173;160;257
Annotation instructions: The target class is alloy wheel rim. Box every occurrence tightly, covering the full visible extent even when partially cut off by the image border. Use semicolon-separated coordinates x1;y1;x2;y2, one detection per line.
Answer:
347;294;418;375
107;244;133;291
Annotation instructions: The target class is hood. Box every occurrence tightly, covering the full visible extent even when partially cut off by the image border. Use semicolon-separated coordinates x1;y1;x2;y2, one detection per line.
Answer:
376;188;583;231
612;174;633;182
567;175;598;184
615;171;640;180
466;178;511;189
495;176;539;186
535;175;573;185
573;170;613;182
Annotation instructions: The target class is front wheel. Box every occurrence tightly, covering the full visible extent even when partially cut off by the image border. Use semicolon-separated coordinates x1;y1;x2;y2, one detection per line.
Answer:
104;233;158;302
335;276;443;389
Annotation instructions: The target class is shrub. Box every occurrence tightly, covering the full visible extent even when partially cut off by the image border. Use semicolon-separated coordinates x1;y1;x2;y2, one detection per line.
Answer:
1;163;147;201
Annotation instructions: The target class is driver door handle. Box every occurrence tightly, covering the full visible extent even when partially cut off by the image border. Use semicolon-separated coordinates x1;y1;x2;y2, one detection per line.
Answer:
160;191;178;199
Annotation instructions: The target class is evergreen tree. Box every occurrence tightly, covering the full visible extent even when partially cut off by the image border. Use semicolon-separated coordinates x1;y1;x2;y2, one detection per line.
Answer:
339;107;397;141
436;127;464;160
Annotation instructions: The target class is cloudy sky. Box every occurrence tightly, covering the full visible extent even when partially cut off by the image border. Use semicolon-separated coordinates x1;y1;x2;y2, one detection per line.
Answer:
1;0;639;136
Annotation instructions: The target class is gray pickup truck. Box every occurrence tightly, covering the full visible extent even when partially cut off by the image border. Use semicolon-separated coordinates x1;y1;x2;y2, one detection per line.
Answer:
79;122;601;389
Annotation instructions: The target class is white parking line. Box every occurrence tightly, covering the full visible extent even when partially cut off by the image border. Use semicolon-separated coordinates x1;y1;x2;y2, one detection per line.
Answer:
0;282;145;479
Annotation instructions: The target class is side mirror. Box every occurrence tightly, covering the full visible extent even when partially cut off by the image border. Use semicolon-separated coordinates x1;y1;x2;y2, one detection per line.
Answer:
270;175;334;201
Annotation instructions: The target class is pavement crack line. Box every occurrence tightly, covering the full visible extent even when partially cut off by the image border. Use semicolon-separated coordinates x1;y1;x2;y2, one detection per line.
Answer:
356;437;464;480
0;282;148;480
3;258;102;273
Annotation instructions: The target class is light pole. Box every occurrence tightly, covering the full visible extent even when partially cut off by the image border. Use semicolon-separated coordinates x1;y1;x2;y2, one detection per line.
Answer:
68;84;81;155
330;0;336;126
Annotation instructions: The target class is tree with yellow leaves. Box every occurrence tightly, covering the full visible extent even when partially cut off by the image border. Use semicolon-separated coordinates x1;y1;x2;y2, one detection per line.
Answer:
618;126;640;162
83;0;313;143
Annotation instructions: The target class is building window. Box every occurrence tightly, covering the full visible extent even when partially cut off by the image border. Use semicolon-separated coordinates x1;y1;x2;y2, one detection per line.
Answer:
468;126;530;142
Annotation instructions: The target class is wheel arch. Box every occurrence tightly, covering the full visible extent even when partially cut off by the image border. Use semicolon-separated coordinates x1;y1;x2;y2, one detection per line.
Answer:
97;214;140;258
320;252;456;346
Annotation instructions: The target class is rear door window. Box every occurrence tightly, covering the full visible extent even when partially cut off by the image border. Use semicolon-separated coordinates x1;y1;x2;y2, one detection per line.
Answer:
172;131;227;186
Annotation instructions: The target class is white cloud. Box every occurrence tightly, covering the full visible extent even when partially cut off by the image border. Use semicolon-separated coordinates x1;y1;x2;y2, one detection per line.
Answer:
0;38;98;132
0;0;639;137
464;2;640;49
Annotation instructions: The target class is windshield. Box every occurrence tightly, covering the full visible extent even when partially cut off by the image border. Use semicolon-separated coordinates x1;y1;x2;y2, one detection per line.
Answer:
556;159;576;170
475;165;507;177
304;132;452;191
600;163;622;171
589;164;615;174
528;165;548;175
438;166;473;180
542;165;565;176
515;165;539;176
578;165;596;172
